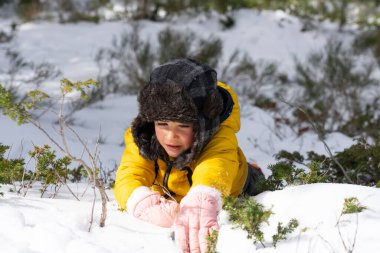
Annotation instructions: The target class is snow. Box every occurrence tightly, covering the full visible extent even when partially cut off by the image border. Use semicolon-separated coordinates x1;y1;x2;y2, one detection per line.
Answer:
0;7;379;253
1;183;379;253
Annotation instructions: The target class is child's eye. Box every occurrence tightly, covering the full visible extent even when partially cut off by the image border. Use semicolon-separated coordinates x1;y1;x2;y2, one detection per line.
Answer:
179;124;190;128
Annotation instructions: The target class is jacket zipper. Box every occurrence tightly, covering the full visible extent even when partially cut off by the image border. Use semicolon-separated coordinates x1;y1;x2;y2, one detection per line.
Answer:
163;161;173;191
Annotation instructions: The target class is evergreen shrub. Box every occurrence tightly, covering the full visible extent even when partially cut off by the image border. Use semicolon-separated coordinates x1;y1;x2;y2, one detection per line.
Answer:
353;28;380;65
158;27;222;67
262;138;380;190
319;137;380;186
28;145;72;197
62;11;100;23
256;158;328;192
95;24;156;96
0;143;26;185
220;53;287;109
292;39;379;139
95;26;222;99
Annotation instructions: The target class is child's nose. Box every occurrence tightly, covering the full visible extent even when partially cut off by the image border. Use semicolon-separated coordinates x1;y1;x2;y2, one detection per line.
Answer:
167;130;178;140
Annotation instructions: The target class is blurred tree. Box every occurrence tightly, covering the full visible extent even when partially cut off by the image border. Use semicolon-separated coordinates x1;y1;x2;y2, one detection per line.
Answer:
16;0;43;21
59;0;75;12
293;39;378;139
88;0;110;11
0;0;10;7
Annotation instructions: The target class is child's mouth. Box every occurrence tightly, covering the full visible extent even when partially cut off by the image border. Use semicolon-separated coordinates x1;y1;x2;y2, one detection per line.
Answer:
166;144;181;151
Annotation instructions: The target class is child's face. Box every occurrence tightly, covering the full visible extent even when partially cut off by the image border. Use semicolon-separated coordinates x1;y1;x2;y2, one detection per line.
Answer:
154;121;194;158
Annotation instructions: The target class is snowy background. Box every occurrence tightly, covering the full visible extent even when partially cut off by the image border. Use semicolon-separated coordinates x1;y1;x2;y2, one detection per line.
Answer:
1;4;379;253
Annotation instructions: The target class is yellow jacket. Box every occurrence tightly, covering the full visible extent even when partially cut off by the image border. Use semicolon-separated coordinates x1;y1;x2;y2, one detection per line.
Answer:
114;82;248;210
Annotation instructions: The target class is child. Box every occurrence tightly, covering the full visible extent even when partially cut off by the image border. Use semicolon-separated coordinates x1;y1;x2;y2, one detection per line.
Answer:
114;58;263;253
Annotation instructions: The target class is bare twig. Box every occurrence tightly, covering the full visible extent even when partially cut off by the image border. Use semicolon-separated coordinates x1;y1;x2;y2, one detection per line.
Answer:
88;183;96;232
23;159;39;197
66;124;96;167
219;49;239;81
336;212;359;253
29;118;95;181
336;213;349;252
64;118;107;229
351;214;359;252
316;235;337;253
29;119;66;154
34;100;54;120
6;144;18;192
94;126;107;227
81;181;91;198
97;178;107;227
94;127;102;165
29;107;107;230
52;168;80;201
51;184;62;199
66;123;110;211
279;96;354;184
153;183;178;203
19;155;32;194
59;93;71;156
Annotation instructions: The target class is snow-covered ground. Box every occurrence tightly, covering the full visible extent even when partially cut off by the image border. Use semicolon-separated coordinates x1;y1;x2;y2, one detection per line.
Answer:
1;8;379;253
1;183;379;253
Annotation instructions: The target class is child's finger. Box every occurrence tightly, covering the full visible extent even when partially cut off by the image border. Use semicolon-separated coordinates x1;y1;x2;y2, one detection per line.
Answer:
175;223;190;253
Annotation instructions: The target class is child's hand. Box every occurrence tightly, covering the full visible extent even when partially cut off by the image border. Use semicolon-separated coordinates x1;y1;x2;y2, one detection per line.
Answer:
127;186;178;228
174;186;221;253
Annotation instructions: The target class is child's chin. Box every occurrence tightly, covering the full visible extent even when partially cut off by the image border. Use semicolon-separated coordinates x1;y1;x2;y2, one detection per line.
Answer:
167;153;180;158
166;150;182;158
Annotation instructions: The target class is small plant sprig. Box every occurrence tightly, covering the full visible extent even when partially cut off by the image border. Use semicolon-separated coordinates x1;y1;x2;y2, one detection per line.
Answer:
272;219;299;248
223;195;271;247
342;197;367;214
60;78;99;101
335;197;367;253
206;230;219;253
223;195;298;248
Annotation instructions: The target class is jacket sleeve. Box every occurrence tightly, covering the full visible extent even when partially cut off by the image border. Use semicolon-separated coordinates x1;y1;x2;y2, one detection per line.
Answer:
191;126;243;196
114;128;156;210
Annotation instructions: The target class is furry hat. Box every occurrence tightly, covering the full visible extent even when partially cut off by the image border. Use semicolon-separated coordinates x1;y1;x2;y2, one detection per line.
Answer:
131;58;224;168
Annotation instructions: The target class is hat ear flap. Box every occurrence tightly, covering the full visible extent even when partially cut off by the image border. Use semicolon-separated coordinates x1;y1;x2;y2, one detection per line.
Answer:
131;116;158;160
202;89;223;119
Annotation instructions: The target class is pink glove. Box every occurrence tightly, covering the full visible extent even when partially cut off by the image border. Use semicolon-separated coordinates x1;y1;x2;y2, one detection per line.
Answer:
175;186;222;253
127;186;179;228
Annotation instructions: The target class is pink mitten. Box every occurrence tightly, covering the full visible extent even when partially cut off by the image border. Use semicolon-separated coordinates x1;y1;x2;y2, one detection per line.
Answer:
127;186;179;228
175;186;222;253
